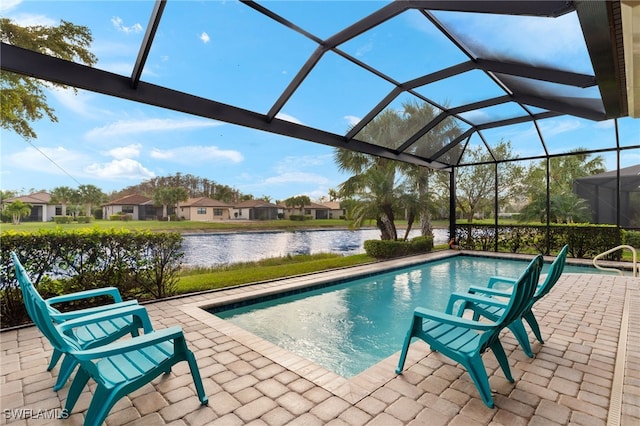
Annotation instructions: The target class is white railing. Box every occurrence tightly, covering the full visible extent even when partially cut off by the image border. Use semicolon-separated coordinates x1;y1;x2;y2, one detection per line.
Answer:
592;245;638;277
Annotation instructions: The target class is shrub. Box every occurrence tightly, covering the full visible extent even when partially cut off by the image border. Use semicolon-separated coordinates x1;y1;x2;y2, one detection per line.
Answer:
1;228;183;328
76;216;92;223
456;223;623;258
289;215;305;221
53;215;72;224
364;240;408;259
364;236;434;259
410;235;434;252
624;230;640;249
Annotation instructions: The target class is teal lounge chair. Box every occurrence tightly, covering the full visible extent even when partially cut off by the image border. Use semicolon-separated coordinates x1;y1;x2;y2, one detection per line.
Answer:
449;245;568;357
11;252;146;391
17;255;208;425
395;255;542;408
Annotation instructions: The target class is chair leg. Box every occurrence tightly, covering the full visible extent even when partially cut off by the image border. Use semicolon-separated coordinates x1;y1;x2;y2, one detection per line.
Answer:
464;355;494;408
64;367;90;414
47;349;62;371
187;352;208;405
508;320;534;358
395;317;419;374
54;355;78;391
490;340;514;383
84;385;115;426
523;311;544;344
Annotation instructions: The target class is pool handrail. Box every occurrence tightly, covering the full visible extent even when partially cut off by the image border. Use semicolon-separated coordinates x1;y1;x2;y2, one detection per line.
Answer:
592;245;638;277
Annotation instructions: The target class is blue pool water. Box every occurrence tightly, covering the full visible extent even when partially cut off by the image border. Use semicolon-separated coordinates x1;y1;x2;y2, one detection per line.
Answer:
214;256;609;378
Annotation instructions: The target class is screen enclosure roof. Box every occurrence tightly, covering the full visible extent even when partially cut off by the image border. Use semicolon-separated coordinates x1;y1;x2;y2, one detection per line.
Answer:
2;0;639;171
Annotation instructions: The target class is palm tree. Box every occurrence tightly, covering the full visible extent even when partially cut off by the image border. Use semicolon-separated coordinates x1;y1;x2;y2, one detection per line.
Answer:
5;200;31;224
338;155;401;240
50;186;77;216
153;187;189;220
520;151;605;223
78;184;105;217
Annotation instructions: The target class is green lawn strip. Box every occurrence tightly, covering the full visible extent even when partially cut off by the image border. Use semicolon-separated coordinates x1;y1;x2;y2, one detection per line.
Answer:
176;253;375;294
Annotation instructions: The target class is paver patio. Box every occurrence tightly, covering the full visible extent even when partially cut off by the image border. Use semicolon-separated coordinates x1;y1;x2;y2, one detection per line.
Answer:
1;251;638;425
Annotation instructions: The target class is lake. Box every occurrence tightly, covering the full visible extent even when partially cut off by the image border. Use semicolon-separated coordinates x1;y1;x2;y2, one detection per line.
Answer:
181;228;450;267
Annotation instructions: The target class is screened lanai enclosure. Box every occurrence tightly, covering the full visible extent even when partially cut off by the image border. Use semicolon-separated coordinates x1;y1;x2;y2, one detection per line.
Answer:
2;0;639;252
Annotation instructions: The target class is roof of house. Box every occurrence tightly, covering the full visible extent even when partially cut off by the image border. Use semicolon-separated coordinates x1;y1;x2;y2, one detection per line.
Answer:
181;197;232;207
103;194;153;206
4;191;52;204
277;202;329;210
322;202;343;210
234;200;278;208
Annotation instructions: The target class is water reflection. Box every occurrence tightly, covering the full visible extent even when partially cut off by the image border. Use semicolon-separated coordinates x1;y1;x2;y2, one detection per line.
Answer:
181;228;449;267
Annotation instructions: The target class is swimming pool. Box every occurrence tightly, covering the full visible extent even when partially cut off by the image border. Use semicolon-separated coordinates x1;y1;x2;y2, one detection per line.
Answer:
213;255;608;378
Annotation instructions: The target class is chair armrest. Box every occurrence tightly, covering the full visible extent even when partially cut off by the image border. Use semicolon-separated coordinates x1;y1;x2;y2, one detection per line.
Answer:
58;305;153;334
49;300;139;322
486;276;516;289
414;306;496;331
46;287;124;305
467;286;512;298
445;292;509;316
71;326;184;360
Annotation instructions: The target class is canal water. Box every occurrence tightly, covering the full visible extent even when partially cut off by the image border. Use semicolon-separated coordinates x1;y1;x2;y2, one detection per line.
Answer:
181;228;450;267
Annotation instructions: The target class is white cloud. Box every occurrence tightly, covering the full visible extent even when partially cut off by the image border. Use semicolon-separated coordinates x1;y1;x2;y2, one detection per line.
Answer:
111;16;143;33
150;145;243;164
200;32;210;43
47;86;110;119
86;118;223;140
355;40;374;57
538;118;582;138
8;146;90;180
102;144;142;160
264;172;329;185
275;113;304;125
344;115;361;127
85;159;155;179
274;155;330;174
0;0;21;13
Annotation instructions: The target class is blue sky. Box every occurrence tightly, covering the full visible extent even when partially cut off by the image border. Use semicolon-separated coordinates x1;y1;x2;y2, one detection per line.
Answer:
1;1;639;201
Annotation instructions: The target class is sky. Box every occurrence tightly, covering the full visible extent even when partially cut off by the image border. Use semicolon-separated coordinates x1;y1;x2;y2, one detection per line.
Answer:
1;0;639;201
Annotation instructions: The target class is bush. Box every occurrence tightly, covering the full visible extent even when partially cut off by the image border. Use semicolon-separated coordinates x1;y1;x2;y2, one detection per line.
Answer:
410;235;434;252
53;215;72;224
364;236;434;259
1;228;184;328
76;216;92;223
624;230;640;249
456;223;623;258
289;215;305;221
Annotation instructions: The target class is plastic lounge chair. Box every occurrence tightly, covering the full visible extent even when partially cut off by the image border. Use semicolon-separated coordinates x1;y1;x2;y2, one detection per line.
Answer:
395;255;542;408
449;245;568;357
11;252;147;391
17;257;208;425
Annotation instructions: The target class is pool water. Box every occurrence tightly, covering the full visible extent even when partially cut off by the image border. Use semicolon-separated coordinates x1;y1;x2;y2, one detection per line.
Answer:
214;256;608;378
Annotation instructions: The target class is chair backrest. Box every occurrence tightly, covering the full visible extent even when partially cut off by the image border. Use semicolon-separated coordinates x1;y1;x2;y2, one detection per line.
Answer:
480;255;542;350
534;245;568;301
11;252;81;353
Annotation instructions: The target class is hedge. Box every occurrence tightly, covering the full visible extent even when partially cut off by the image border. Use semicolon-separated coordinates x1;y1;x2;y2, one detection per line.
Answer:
364;235;434;259
455;223;625;259
1;228;184;328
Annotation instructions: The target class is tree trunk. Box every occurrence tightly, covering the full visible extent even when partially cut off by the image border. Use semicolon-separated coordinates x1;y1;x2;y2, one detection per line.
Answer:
419;211;432;237
403;210;415;241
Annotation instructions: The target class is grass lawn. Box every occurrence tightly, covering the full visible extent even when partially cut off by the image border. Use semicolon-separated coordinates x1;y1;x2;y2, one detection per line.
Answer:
176;253;377;294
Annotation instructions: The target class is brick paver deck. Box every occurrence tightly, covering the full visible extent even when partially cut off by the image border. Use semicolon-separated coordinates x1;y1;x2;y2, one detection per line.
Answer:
1;251;638;425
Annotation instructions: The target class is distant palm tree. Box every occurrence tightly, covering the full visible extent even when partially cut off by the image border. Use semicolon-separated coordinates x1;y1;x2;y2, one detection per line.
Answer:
5;200;31;224
50;186;77;216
